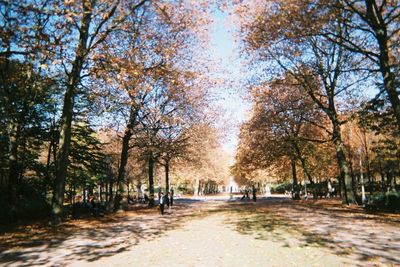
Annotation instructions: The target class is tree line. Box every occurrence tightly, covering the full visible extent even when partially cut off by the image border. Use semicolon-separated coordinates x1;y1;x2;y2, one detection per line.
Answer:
0;0;229;224
232;0;400;206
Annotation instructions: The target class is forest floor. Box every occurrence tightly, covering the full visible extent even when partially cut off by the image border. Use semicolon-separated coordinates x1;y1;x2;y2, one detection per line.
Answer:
1;196;400;267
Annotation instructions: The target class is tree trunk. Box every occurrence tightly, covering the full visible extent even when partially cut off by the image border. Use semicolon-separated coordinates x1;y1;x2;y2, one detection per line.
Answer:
69;184;73;205
299;155;314;184
45;125;55;193
291;158;300;200
73;184;76;204
387;173;393;191
252;183;257;202
332;122;355;204
380;171;386;192
364;0;400;134
148;155;155;207
115;107;137;211
165;160;170;193
108;181;114;203
193;177;199;196
7;120;20;216
198;180;202;196
100;184;103;203
293;142;314;184
362;130;372;188
51;5;92;224
348;155;358;199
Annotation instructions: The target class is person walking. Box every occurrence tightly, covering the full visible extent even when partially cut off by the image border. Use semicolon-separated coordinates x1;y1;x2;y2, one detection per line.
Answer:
252;186;257;202
159;192;165;215
166;192;170;208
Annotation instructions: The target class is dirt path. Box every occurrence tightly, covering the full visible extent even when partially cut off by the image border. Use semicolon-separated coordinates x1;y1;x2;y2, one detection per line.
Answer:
1;197;399;266
70;212;352;267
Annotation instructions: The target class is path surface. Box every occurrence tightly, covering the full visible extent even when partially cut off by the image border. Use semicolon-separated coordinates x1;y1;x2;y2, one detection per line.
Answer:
1;197;400;266
70;212;351;267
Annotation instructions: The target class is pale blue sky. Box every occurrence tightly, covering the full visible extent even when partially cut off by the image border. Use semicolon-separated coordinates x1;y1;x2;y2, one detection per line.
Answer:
208;8;250;155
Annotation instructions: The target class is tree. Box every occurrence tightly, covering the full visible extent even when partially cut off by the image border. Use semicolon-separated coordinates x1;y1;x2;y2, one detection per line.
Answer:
0;0;58;218
358;99;399;191
95;0;211;210
234;74;328;198
322;0;400;133
49;0;147;223
0;59;58;218
237;0;371;203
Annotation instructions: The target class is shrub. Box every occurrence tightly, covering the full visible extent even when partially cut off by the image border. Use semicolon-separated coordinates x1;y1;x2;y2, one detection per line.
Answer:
366;191;400;211
386;191;400;209
271;183;292;194
0;181;51;223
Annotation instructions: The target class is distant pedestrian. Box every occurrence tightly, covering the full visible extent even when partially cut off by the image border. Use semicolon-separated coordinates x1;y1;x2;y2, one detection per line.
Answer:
165;192;170;208
159;192;165;215
90;196;99;217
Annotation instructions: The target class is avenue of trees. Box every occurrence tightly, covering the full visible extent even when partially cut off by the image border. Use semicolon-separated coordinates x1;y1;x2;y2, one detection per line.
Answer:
232;0;400;206
1;0;399;225
0;0;231;224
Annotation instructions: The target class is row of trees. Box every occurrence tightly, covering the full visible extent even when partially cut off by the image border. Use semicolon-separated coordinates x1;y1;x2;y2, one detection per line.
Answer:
232;0;399;204
0;0;228;223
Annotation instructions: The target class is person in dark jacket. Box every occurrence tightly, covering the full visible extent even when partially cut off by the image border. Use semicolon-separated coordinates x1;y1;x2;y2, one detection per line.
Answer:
159;192;165;215
165;191;170;209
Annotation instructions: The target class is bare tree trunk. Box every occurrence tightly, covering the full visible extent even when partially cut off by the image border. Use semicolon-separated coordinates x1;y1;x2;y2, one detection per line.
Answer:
348;152;358;199
115;107;137;210
198;181;202;196
361;130;372;188
292;142;314;184
100;184;103;203
83;187;86;203
165;160;170;193
298;155;314;184
148;155;155;207
193;178;199;196
51;4;92;224
108;181;114;203
364;0;400;133
387;173;392;191
291;158;300;200
45;122;56;194
7;120;20;217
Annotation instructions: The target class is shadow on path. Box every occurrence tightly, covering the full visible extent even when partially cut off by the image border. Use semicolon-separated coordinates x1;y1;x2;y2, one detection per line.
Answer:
1;197;399;266
0;201;205;266
214;199;400;266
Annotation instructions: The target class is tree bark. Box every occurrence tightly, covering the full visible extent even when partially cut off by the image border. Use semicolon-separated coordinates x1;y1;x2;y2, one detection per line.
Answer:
114;107;137;210
165;160;170;193
148;154;155;207
292;142;314;184
291;158;300;200
51;3;92;224
332;122;355;204
364;0;400;134
193;177;199;196
7;120;21;217
108;180;114;203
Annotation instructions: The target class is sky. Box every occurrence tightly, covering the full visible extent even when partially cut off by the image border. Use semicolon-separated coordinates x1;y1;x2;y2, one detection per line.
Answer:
208;7;250;155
